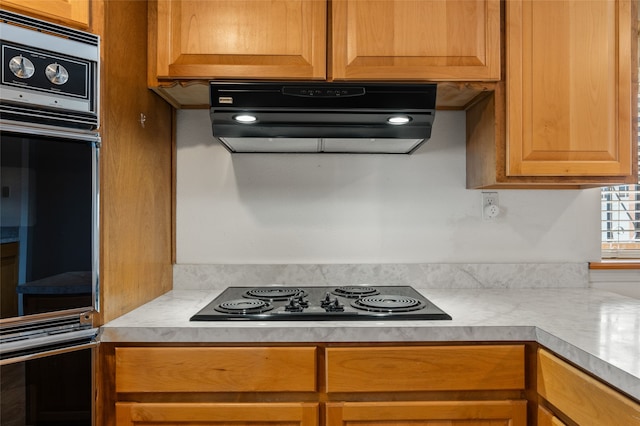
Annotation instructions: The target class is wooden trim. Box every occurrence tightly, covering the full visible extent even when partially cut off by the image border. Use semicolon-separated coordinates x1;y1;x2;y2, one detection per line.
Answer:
589;261;640;270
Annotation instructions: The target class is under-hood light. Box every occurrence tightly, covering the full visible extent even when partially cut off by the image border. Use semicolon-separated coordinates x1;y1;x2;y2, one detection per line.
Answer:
233;114;258;123
387;115;412;125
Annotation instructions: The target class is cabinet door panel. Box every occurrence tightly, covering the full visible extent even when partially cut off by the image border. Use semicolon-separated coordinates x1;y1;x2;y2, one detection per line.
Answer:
326;345;524;392
537;349;640;426
326;401;527;426
507;0;635;177
331;0;500;80
154;0;326;80
0;0;90;28
116;347;317;392
116;402;318;426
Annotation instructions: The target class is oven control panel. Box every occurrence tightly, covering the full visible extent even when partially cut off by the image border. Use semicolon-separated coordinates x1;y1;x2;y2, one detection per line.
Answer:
1;42;94;114
0;9;99;129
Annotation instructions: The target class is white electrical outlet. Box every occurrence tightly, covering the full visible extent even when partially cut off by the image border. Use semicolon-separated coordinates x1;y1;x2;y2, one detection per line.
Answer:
482;192;500;220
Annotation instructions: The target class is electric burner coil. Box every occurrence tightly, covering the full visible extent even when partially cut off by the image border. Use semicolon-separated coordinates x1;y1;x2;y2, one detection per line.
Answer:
214;299;273;314
243;287;306;301
350;295;425;313
331;285;379;298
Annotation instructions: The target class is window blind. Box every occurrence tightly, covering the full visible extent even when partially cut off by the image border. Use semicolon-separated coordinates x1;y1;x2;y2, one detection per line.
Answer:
600;93;640;259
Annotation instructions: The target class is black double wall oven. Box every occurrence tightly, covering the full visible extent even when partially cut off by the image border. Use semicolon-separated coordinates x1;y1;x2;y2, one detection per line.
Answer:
0;10;99;425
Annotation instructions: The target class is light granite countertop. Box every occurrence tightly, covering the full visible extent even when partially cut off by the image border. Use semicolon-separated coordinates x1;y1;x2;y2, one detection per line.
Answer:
99;287;640;401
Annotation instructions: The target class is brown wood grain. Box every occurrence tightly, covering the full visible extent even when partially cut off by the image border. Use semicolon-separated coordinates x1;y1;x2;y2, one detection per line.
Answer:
115;347;317;393
116;402;319;426
331;0;501;81
0;0;90;28
506;0;636;178
537;349;640;426
326;400;527;426
326;345;525;393
151;0;326;80
95;0;174;325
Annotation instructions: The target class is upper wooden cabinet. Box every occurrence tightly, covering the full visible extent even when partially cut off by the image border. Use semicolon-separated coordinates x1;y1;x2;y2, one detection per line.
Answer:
467;0;638;188
330;0;500;81
151;0;327;81
149;0;500;108
0;0;90;29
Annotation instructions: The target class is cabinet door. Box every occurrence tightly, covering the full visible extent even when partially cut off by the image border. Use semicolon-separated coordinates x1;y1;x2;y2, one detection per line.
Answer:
115;347;317;393
331;0;500;81
326;345;525;393
0;0;90;28
537;349;640;426
506;0;636;177
116;402;318;426
152;0;326;80
326;401;527;426
537;405;567;426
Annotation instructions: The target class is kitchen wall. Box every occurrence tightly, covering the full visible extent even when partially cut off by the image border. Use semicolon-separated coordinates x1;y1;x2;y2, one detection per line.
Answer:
176;109;640;298
176;109;601;265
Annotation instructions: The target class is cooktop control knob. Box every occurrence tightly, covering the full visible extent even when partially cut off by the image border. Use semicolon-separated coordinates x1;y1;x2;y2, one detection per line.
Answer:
321;292;333;308
325;299;345;312
9;55;35;79
296;295;309;308
284;297;303;312
45;63;69;85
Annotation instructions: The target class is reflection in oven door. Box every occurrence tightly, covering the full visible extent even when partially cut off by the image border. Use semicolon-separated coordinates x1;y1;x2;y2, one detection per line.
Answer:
1;132;97;319
0;346;93;426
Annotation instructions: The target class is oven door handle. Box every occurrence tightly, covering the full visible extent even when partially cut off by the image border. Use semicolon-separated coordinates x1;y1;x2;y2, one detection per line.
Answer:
0;340;98;365
0;327;98;366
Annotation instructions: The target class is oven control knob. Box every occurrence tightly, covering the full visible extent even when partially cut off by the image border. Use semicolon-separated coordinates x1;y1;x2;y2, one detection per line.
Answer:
45;63;69;85
9;55;35;79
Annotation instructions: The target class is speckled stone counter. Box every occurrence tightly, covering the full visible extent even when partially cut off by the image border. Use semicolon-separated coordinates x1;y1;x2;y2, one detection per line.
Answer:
99;287;640;401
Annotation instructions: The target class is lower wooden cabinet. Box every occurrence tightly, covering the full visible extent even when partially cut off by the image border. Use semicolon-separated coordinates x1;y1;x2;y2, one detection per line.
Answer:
327;400;527;426
106;344;528;426
116;402;319;425
115;346;317;392
325;345;525;392
537;348;640;426
537;405;567;426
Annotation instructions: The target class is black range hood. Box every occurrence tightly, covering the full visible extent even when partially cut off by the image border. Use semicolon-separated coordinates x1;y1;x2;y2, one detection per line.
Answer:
210;81;437;154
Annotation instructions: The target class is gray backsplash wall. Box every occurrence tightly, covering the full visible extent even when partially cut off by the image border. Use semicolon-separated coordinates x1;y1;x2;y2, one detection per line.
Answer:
173;263;588;290
173;109;621;293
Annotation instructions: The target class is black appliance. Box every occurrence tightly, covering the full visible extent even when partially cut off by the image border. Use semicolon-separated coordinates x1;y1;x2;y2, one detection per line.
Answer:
210;81;437;154
0;10;99;426
190;286;451;321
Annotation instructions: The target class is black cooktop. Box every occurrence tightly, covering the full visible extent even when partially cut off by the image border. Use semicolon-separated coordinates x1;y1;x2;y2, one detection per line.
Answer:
190;286;451;321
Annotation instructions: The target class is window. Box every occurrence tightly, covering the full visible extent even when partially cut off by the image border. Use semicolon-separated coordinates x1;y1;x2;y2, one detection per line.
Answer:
600;93;640;259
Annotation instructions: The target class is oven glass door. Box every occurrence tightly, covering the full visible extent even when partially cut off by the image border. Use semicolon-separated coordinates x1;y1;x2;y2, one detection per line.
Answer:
1;131;98;319
0;346;94;426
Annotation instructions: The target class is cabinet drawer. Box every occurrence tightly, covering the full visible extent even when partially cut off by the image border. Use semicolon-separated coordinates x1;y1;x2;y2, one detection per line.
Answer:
537;349;640;426
326;345;524;392
116;346;317;392
326;400;527;426
116;402;319;426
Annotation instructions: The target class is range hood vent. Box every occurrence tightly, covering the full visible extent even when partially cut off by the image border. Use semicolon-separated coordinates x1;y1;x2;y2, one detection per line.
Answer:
210;81;437;154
